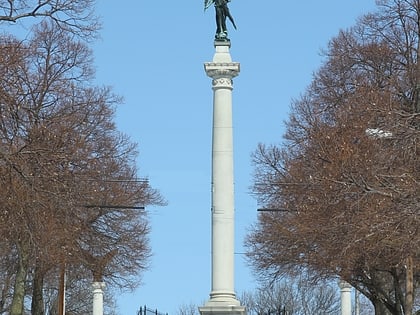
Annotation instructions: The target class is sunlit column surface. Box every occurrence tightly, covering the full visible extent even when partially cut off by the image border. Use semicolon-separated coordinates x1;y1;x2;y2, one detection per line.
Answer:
199;41;245;315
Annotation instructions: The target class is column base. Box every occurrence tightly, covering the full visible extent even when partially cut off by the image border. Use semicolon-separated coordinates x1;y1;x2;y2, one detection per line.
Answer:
199;292;246;315
199;304;246;315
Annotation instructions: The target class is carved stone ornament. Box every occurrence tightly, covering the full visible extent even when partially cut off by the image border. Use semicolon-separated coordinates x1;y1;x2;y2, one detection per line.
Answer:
204;62;240;79
212;77;233;88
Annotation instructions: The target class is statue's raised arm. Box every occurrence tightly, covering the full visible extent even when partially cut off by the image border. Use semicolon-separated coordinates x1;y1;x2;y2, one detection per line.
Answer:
204;0;236;41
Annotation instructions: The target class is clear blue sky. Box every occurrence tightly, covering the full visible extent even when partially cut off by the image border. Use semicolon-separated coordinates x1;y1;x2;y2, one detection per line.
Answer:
92;1;377;314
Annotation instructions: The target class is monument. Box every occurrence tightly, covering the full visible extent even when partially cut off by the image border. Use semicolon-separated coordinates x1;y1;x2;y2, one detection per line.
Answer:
199;2;246;315
204;0;237;41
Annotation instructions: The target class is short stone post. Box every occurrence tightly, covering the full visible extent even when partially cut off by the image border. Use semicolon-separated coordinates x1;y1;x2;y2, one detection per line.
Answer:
92;281;106;315
339;280;352;315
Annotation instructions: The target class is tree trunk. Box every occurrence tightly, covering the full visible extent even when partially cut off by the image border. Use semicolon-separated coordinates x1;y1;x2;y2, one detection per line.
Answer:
0;272;13;313
10;242;29;315
373;300;393;315
31;263;45;315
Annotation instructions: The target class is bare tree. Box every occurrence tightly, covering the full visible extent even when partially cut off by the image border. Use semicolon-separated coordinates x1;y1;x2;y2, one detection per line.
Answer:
41;267;119;315
0;22;164;314
245;1;419;315
239;276;340;315
0;0;100;39
176;303;201;315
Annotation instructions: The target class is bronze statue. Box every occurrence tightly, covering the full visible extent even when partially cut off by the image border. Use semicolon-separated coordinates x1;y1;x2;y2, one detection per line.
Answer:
205;0;236;41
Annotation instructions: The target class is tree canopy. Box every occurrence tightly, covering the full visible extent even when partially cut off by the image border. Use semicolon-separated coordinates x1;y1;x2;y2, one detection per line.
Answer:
245;1;419;314
0;0;100;38
0;20;164;315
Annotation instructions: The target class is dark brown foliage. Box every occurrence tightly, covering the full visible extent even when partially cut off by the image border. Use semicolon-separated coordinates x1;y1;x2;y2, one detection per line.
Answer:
246;1;419;315
0;22;164;314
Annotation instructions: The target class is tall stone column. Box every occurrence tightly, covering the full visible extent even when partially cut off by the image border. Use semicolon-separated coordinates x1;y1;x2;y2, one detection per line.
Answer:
92;282;105;315
339;280;352;315
199;41;245;315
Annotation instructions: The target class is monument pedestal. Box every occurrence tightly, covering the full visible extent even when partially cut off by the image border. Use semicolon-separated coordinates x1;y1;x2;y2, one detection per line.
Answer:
199;304;246;315
199;40;245;315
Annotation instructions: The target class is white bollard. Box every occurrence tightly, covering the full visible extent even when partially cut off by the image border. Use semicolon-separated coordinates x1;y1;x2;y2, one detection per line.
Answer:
339;280;352;315
92;281;106;315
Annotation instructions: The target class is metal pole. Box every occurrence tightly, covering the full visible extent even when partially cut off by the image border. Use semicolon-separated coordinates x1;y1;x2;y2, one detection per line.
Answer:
58;263;65;315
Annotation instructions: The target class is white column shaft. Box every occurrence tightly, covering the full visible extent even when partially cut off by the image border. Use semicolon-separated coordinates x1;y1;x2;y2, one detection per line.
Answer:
339;280;352;315
211;83;235;299
92;282;105;315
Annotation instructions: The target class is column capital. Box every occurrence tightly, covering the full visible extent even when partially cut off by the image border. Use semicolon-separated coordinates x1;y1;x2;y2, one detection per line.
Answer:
92;281;106;291
204;63;240;89
338;280;352;290
204;63;240;80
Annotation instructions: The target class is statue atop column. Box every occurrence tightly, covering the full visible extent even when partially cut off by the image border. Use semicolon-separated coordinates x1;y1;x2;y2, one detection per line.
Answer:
205;0;237;41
